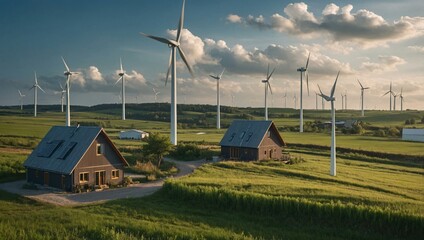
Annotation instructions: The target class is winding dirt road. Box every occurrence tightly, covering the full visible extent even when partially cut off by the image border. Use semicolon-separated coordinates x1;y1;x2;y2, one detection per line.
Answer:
0;159;205;206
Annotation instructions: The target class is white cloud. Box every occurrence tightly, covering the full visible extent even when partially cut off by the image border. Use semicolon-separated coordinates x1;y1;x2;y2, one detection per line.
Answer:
408;45;424;53
227;14;242;23
87;66;103;81
361;56;406;72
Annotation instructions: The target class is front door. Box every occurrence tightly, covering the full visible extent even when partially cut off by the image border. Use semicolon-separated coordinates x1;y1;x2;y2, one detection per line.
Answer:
95;171;106;186
44;172;49;186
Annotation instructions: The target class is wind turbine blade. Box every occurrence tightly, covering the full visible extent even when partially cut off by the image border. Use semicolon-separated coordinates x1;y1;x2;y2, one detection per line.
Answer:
34;72;38;84
165;50;172;86
177;47;194;77
61;57;70;72
114;76;123;85
59;82;64;90
140;32;173;45
305;52;310;69
219;68;225;78
267;68;275;80
37;85;46;93
209;74;219;80
357;79;364;89
18;90;23;97
364;87;370;90
176;0;185;43
382;91;390;96
306;72;310;96
120;58;123;73
268;82;273;95
317;84;324;96
330;71;340;98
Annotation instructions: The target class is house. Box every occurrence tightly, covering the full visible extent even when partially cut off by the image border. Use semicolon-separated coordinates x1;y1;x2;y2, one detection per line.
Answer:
402;128;424;142
219;120;285;161
119;129;149;140
24;126;128;192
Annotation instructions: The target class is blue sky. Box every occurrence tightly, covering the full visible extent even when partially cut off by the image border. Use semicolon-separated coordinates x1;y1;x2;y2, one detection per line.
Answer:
0;0;423;110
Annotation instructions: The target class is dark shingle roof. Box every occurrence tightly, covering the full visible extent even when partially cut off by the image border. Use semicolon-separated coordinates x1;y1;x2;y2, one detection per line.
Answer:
219;120;284;148
24;126;126;175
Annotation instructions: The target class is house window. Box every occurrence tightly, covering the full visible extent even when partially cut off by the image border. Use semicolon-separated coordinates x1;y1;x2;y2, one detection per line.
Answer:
79;172;89;183
264;150;267;155
267;131;271;137
96;144;104;155
111;170;119;179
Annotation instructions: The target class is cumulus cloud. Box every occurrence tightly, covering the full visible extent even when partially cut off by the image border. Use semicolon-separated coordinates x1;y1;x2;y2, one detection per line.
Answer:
361;56;406;72
227;2;424;47
408;45;424;53
86;66;103;81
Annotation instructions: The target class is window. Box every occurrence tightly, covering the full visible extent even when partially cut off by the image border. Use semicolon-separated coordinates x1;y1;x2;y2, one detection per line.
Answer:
267;131;271;137
96;144;104;155
79;172;89;183
111;170;119;179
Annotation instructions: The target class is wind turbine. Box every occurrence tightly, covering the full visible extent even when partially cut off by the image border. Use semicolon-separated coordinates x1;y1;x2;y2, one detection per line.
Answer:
358;80;369;117
382;82;394;111
314;91;319;110
344;92;347;110
393;92;398;111
140;0;193;145
399;88;404;111
62;57;79;127
340;93;344;110
293;94;297;109
115;58;126;120
18;90;25;110
152;88;160;102
209;68;225;129
283;91;287;108
297;52;310;132
59;83;66;112
317;71;340;177
262;64;275;120
29;72;45;117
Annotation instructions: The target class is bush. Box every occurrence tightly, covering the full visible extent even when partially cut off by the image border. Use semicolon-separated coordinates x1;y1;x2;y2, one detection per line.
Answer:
374;129;386;137
170;143;202;161
387;127;400;137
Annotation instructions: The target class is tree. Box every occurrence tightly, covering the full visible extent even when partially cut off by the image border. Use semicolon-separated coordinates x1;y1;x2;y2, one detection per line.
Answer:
143;133;172;167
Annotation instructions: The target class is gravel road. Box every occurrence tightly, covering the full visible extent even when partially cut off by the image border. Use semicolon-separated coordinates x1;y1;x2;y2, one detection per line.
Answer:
0;159;206;206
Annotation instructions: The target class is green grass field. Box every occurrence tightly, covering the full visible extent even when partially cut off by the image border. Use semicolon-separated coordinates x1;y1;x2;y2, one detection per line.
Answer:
0;106;423;239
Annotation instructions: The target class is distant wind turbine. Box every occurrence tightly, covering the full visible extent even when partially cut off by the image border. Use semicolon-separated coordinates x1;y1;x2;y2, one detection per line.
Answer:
399;88;404;111
140;0;194;145
393;92;398;111
357;80;369;117
382;82;395;111
29;72;45;117
340;93;344;110
18;90;25;110
297;52;310;132
153;88;160;102
317;71;340;177
283;91;287;108
262;64;275;120
59;83;66;112
62;57;79;127
314;91;319;110
293;94;297;110
344;92;347;110
115;58;126;120
209;68;225;129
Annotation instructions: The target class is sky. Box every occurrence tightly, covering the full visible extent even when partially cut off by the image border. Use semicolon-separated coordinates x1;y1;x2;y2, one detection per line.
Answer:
0;0;423;110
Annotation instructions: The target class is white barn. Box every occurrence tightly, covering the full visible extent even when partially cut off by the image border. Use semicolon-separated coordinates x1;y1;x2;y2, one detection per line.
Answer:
402;128;424;142
119;129;149;140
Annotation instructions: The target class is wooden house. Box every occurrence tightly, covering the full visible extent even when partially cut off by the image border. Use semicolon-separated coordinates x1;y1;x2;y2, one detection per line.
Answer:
24;126;128;192
219;120;285;161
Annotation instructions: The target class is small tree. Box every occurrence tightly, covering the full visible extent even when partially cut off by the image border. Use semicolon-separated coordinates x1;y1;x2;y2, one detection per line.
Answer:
143;133;172;167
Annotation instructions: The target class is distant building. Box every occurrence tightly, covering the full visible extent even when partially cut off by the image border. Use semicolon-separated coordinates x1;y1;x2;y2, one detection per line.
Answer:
220;120;285;161
24;126;128;192
402;128;424;142
119;129;149;140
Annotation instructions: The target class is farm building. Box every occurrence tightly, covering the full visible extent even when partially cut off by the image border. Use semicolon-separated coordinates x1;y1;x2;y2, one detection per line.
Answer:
24;126;128;192
119;129;149;140
220;120;285;161
402;128;424;142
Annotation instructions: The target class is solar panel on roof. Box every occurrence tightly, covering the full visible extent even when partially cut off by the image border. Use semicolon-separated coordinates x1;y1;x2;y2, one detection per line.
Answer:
58;142;77;160
36;140;63;158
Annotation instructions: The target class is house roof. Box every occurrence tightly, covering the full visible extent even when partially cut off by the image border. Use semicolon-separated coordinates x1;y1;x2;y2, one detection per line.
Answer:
24;126;128;175
120;129;147;134
219;120;285;148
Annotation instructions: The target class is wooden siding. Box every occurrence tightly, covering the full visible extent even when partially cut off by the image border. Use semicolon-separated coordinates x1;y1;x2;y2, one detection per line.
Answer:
26;168;72;191
73;133;125;187
257;129;283;160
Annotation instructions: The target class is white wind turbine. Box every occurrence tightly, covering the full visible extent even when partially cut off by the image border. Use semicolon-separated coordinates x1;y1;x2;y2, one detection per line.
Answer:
297;52;310;132
153;88;160;102
314;91;319;110
358;80;369;117
382;82;395;111
317;71;340;177
62;57;79;127
262;64;275;120
115;58;126;120
209;68;225;129
344;92;347;110
293;94;297;109
140;0;193;145
283;91;287;108
393;91;398;111
59;83;66;112
29;72;45;117
340;93;344;110
18;90;25;110
399;88;404;111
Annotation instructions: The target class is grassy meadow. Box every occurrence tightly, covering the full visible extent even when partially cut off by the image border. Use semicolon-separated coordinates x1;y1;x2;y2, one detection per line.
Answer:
0;105;423;239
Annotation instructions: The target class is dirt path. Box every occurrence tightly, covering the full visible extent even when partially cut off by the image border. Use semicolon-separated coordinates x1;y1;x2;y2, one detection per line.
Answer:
0;159;206;206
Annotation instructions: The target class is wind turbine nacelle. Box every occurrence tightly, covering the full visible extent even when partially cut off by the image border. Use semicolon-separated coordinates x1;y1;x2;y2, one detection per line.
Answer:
261;80;267;83
297;67;306;72
64;71;71;76
119;73;124;76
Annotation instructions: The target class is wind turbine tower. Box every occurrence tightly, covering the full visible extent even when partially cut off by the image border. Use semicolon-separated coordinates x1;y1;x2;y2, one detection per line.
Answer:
340;93;344;110
383;82;394;111
209;68;225;129
399;88;404;111
30;72;45;117
317;71;340;176
62;57;78;127
141;0;194;145
358;80;369;117
59;83;66;112
296;52;310;132
18;90;25;110
115;58;126;120
262;64;275;120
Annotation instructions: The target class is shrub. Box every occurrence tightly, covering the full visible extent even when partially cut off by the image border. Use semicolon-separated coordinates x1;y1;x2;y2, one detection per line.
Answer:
387;127;400;137
374;129;386;137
